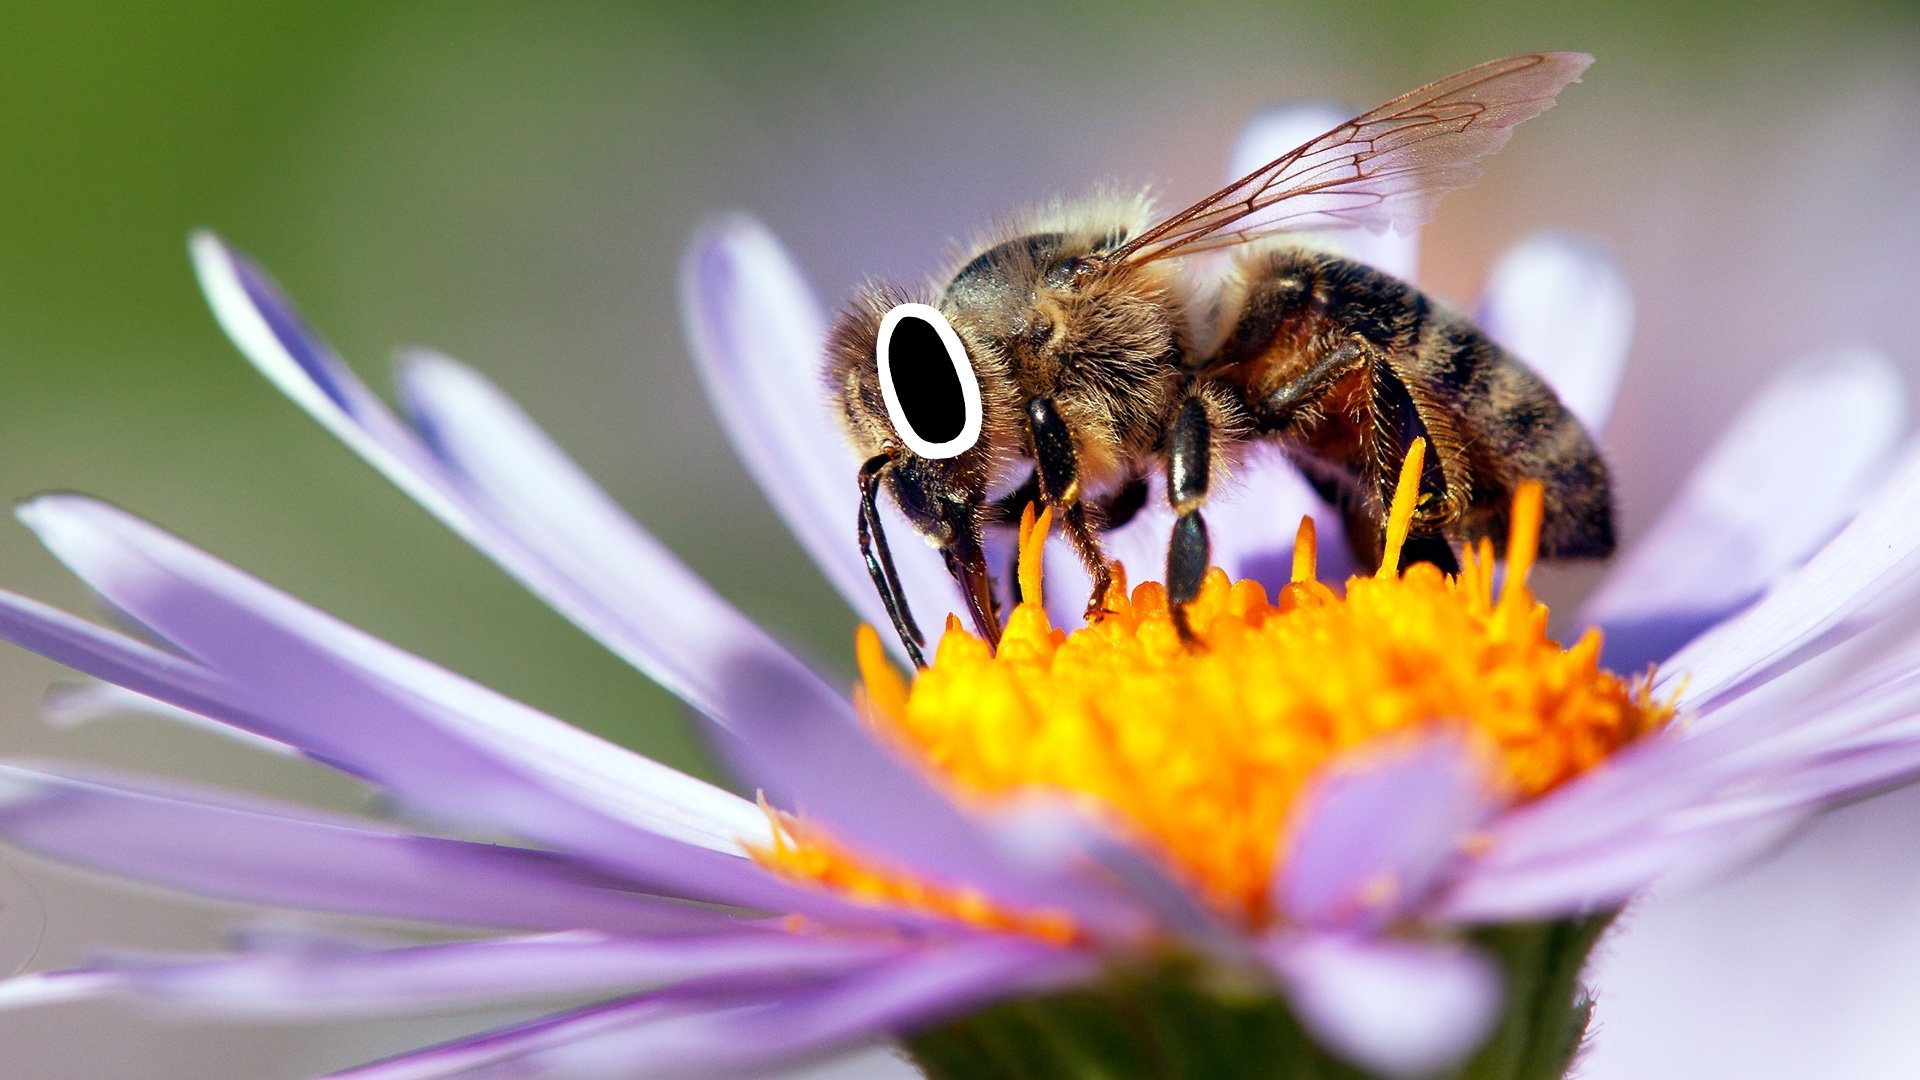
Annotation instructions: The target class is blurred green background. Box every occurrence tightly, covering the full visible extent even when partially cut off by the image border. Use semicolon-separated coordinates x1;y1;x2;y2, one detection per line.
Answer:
0;2;1914;1077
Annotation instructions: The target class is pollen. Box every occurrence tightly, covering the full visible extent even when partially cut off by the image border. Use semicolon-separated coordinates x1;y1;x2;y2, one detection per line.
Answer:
753;442;1673;932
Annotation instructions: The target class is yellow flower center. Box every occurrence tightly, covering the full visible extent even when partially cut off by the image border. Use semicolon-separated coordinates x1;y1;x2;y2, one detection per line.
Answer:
753;442;1672;936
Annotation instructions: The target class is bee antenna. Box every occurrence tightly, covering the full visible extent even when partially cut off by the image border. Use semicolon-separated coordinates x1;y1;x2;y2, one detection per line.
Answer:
857;452;928;668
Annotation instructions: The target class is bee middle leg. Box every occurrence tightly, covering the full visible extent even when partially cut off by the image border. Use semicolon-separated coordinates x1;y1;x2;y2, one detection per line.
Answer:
991;470;1148;608
1165;395;1211;643
1025;396;1120;618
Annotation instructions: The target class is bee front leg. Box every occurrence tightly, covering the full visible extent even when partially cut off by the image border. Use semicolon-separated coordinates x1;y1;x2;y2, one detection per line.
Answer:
1165;394;1214;644
1025;396;1116;619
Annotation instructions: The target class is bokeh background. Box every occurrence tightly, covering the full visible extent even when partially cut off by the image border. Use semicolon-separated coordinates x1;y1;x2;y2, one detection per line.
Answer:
0;2;1916;1077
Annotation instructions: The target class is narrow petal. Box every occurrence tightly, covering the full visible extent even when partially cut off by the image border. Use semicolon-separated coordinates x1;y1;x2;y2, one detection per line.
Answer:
192;234;875;793
1440;804;1805;923
1227;102;1420;280
322;996;684;1080
1277;732;1498;931
13;496;818;909
1586;350;1905;672
1264;933;1501;1080
0;764;737;935
1654;430;1920;710
1439;633;1920;922
1764;735;1920;810
188;232;476;542
1476;233;1633;432
681;217;954;641
41;680;300;759
10;931;899;1019
0;972;118;1010
987;798;1232;948
14;496;1154;936
547;938;1093;1079
393;348;866;740
326;937;1093;1080
1471;615;1920;874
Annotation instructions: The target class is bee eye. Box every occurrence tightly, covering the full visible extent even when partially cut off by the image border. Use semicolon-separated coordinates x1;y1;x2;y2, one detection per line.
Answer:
876;302;983;460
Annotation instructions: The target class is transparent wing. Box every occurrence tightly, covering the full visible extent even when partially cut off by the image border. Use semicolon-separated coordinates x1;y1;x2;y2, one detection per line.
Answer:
1111;53;1592;265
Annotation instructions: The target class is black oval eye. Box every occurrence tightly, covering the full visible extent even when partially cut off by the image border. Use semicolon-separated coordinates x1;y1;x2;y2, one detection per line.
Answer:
877;303;982;459
886;316;964;442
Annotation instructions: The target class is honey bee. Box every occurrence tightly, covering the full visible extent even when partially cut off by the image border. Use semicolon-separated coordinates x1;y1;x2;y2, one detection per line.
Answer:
827;53;1613;666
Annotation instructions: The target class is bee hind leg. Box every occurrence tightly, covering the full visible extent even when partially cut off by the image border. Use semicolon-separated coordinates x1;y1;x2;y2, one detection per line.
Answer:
1365;364;1463;576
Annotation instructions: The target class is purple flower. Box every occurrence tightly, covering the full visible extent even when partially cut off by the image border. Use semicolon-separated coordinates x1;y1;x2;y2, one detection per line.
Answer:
0;102;1914;1080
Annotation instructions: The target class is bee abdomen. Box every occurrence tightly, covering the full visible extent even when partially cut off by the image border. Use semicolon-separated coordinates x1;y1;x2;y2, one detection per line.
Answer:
1453;331;1614;558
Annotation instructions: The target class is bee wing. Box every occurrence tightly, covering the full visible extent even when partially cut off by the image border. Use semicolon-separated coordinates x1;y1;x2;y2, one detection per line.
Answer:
1111;53;1592;265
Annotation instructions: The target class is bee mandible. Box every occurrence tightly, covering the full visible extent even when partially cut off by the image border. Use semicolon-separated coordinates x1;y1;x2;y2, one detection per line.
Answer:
826;53;1613;666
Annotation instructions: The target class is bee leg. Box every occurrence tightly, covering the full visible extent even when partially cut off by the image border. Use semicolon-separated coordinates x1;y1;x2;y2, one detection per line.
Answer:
982;471;1142;610
1062;502;1116;620
1367;364;1462;575
1165;394;1213;644
1025;396;1117;619
1251;338;1370;435
857;452;928;668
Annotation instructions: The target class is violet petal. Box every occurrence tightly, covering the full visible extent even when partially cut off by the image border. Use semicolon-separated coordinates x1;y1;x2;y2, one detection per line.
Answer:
1440;804;1806;923
1277;732;1499;931
494;937;1092;1080
324;936;1093;1080
1264;932;1501;1080
1655;431;1920;711
321;995;688;1080
1476;233;1632;433
681;216;959;655
0;764;743;935
393;348;868;739
12;496;832;912
1587;350;1904;672
1470;616;1920;871
6;931;900;1019
41;680;300;758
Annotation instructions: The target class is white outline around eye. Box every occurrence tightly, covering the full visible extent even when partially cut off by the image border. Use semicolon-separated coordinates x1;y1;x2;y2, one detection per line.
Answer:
875;302;983;460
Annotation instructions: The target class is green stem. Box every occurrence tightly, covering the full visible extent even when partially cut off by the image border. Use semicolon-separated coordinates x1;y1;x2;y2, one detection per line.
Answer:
903;916;1613;1080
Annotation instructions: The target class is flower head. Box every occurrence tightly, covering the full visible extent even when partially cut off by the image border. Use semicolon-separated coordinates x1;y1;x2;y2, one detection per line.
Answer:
763;485;1671;939
0;101;1912;1080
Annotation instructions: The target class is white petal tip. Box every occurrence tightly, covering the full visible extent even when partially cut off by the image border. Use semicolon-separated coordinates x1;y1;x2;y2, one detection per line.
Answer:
1480;231;1633;431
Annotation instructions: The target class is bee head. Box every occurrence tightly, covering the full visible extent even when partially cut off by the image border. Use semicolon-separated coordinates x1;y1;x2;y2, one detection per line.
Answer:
825;288;1009;658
